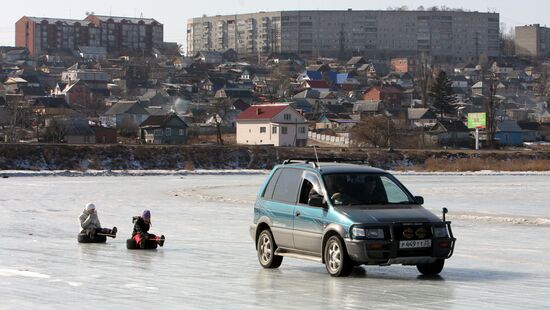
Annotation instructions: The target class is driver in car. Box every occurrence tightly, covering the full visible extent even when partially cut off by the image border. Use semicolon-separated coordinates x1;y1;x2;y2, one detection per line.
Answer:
330;176;386;205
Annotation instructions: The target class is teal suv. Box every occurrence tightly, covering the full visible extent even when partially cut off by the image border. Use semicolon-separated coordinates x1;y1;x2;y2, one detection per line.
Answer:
250;161;456;277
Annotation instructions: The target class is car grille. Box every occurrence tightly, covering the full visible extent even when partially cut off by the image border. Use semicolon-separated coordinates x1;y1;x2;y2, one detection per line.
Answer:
393;223;433;241
393;223;433;258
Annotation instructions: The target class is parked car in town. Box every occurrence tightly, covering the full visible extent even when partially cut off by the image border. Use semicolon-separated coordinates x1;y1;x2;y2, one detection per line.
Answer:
250;160;456;277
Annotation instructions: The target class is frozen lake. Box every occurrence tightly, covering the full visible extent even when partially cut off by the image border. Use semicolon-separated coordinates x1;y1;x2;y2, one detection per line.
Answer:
1;174;549;309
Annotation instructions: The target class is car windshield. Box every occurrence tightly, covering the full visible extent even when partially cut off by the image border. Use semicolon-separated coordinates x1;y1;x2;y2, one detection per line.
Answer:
323;173;415;206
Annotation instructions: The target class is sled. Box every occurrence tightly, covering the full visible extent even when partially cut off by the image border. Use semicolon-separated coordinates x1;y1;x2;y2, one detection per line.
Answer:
77;232;107;243
126;235;165;250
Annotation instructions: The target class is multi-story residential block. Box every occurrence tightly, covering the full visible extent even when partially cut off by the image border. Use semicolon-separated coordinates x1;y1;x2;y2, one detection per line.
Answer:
16;15;163;56
187;10;500;62
515;24;550;58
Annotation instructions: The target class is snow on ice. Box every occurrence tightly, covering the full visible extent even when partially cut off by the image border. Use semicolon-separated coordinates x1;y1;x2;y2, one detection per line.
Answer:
0;173;549;309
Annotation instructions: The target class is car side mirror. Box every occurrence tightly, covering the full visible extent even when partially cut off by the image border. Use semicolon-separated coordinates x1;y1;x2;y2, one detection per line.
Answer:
308;194;325;208
414;196;424;205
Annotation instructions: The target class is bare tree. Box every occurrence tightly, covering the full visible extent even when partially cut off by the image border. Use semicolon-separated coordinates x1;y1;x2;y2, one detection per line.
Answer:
208;98;233;145
6;99;31;142
43;118;69;143
351;115;396;148
270;62;295;98
478;52;489;72
500;23;516;57
118;118;139;138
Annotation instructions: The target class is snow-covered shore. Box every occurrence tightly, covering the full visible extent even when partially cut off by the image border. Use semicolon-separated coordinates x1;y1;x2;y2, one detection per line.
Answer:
1;169;550;177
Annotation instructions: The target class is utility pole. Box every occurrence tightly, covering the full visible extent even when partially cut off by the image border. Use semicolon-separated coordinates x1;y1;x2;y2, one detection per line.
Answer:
386;116;391;148
339;23;346;60
475;127;480;150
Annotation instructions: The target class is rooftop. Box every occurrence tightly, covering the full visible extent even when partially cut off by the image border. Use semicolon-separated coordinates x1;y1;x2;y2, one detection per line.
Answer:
86;15;161;25
24;17;85;26
236;104;290;121
140;114;188;128
103;101;148;116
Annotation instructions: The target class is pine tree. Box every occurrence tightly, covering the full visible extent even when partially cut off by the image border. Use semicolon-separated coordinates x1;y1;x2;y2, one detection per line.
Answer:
429;71;458;119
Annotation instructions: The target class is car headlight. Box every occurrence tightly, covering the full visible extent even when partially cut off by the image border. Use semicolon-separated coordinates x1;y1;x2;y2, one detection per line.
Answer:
433;226;449;238
351;227;385;239
351;227;366;238
365;228;385;239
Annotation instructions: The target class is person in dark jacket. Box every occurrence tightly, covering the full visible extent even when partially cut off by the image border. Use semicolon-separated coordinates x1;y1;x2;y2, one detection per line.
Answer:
79;203;117;238
132;210;165;248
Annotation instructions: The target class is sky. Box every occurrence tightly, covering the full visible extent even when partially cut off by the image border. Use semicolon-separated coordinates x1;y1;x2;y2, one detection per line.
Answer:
1;0;548;48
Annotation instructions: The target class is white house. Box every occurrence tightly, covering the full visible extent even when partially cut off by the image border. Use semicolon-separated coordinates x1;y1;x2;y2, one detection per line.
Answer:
236;104;308;147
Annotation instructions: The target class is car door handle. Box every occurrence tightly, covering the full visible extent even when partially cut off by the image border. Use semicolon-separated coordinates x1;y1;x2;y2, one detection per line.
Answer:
295;211;301;217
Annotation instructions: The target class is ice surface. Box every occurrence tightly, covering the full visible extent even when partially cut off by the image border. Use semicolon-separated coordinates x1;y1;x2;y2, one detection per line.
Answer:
0;174;549;309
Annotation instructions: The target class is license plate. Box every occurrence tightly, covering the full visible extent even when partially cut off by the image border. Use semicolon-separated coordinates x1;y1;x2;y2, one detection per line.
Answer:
399;239;432;249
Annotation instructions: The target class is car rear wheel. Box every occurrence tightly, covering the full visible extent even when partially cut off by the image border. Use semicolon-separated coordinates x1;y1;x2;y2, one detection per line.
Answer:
324;235;353;277
257;229;283;269
417;259;445;275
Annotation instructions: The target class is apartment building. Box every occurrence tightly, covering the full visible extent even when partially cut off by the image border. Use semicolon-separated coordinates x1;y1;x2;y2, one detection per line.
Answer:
187;10;500;62
16;15;163;56
515;24;550;58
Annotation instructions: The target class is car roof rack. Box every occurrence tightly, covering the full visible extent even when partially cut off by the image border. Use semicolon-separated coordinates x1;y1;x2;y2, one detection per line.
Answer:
282;158;368;168
282;159;319;168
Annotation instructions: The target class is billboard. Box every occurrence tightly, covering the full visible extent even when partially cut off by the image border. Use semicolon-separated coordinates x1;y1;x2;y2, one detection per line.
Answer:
468;112;487;129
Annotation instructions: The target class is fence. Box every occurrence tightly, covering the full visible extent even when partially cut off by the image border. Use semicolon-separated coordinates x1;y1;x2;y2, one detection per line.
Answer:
308;131;351;146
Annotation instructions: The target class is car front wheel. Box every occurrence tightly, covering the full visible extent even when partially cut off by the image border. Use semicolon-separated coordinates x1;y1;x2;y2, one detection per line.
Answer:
257;229;283;269
324;235;353;277
417;259;445;275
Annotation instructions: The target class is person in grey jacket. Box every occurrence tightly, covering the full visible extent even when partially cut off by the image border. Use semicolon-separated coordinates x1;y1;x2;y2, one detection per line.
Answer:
79;203;117;238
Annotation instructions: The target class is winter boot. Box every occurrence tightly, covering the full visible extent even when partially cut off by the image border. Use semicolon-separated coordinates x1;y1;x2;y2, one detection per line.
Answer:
140;236;147;249
111;227;117;238
159;235;165;247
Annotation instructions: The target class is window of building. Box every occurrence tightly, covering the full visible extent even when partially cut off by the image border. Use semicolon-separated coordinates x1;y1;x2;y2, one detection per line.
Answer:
272;127;277;134
281;127;288;135
179;129;185;136
299;127;306;134
154;129;163;136
166;128;171;136
260;126;266;133
284;113;291;120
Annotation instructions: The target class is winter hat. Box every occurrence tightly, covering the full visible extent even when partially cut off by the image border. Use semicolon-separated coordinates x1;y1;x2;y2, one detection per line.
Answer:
86;203;96;211
142;210;151;219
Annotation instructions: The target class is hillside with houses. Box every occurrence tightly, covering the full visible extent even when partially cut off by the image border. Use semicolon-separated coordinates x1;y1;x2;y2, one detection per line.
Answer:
2;14;550;155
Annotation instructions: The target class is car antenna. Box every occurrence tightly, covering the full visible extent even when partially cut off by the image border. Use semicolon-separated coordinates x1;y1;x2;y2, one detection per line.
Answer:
313;145;320;168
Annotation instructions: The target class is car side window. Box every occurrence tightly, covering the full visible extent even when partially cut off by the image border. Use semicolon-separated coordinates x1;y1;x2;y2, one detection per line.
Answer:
298;171;322;205
262;169;282;200
272;168;303;204
381;176;411;204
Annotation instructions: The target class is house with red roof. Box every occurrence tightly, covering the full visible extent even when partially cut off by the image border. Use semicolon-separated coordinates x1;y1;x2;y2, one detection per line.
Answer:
236;104;308;147
363;86;402;107
302;80;331;93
